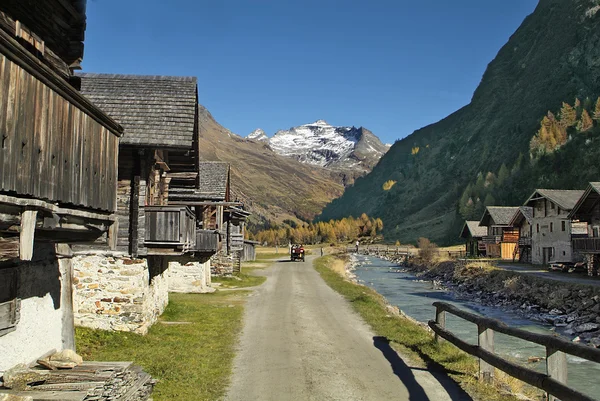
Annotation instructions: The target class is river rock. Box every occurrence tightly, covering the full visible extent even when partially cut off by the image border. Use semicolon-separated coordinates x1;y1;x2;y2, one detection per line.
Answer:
549;308;564;315
574;323;599;333
0;394;34;401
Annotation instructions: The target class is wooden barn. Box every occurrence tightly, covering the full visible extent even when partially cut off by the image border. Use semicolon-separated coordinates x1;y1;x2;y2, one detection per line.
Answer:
169;161;251;274
479;207;520;259
459;221;487;257
0;0;125;375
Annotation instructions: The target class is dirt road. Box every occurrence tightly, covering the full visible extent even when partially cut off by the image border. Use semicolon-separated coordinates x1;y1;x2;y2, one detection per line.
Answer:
225;256;471;401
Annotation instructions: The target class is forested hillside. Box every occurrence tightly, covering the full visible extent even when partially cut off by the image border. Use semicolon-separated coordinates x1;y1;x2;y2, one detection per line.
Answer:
318;0;600;244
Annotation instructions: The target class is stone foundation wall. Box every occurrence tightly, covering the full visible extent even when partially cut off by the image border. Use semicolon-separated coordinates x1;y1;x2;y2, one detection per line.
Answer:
168;255;213;293
210;251;235;276
72;253;168;335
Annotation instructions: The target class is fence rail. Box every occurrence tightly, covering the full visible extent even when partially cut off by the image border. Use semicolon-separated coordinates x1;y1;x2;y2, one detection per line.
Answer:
429;301;600;401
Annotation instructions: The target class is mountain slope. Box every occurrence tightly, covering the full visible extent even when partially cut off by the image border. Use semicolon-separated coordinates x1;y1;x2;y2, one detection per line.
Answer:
318;0;600;244
197;106;344;227
249;120;389;177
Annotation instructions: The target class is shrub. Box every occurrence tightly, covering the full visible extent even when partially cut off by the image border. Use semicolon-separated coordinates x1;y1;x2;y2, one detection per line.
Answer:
417;237;438;263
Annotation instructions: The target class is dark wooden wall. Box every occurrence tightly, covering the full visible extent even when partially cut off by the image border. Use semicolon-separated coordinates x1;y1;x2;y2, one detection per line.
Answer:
0;53;119;212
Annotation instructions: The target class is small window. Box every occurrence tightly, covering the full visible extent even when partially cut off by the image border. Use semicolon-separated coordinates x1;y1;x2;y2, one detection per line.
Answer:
550;222;553;232
561;221;566;231
550;202;555;210
537;224;539;233
563;251;566;256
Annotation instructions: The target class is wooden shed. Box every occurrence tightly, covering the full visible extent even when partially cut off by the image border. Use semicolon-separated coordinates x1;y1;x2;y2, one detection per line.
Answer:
459;221;487;257
479;206;520;259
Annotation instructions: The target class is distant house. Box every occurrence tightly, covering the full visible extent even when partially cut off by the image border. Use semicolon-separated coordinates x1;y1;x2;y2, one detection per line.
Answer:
568;182;600;276
509;207;534;263
73;73;220;332
0;1;123;372
524;189;585;265
479;207;520;259
459;221;487;257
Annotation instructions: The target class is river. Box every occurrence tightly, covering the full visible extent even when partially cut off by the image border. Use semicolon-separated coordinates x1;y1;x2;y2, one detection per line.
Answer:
351;255;600;400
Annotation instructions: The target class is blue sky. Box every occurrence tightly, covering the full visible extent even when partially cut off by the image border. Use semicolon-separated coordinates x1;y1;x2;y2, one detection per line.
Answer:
83;0;538;144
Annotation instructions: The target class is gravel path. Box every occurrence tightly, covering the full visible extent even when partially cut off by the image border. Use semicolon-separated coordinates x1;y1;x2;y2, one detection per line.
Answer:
225;256;471;401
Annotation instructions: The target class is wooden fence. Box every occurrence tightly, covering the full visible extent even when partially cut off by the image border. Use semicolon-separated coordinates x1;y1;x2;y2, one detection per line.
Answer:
429;301;600;401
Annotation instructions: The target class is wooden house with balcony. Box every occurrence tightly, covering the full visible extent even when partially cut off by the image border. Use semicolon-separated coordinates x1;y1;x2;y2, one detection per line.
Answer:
478;206;520;259
524;189;585;265
459;221;487;257
509;206;533;263
0;0;125;374
568;182;600;276
71;73;222;332
77;73;204;257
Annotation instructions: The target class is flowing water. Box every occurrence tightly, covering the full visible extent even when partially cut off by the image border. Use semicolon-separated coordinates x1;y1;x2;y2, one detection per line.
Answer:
352;255;600;399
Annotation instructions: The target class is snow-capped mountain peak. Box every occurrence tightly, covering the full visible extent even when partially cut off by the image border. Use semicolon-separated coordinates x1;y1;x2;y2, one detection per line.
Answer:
247;128;269;142
267;121;388;172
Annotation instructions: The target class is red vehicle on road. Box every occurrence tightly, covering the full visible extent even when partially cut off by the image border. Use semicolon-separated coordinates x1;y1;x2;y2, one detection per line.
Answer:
290;244;305;262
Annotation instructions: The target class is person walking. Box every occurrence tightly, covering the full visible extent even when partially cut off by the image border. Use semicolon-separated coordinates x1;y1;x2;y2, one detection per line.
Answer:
355;240;360;253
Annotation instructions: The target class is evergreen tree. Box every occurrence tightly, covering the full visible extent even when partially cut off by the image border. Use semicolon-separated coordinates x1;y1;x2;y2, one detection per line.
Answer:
483;193;496;207
594;97;600;121
497;163;510;185
577;110;594;132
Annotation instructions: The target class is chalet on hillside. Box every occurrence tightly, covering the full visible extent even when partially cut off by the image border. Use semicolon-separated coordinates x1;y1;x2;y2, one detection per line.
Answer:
72;73;220;332
509;206;534;263
0;0;123;372
524;189;585;265
459;221;487;257
568;182;600;276
479;207;520;259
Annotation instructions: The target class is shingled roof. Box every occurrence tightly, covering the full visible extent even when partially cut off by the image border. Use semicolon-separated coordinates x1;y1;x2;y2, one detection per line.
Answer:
78;73;198;148
479;206;520;227
569;183;600;220
525;189;585;211
509;206;533;227
197;162;230;201
460;221;487;239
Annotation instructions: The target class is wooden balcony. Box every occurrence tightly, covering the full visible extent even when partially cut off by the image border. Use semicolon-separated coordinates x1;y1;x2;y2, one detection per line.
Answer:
572;238;600;253
195;230;220;254
145;206;195;255
482;235;502;244
518;237;532;247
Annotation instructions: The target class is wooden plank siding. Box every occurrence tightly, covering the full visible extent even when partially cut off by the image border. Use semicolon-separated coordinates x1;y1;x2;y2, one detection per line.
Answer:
0;52;119;212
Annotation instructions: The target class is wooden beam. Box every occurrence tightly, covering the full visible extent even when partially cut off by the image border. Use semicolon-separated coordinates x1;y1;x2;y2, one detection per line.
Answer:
108;220;119;250
19;210;37;261
0;237;19;261
0;194;116;222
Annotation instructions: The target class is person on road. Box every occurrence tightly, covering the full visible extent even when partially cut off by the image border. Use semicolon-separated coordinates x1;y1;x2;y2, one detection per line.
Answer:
355;240;359;253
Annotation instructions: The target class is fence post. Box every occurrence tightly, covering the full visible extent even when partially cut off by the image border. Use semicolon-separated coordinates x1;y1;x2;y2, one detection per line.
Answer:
434;306;445;342
478;324;495;384
546;347;567;401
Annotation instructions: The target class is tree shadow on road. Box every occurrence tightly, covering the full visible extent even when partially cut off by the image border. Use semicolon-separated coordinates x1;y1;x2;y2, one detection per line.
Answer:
373;336;473;401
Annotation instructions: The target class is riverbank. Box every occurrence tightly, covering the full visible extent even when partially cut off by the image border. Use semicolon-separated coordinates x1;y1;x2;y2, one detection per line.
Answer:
315;255;529;401
376;254;600;348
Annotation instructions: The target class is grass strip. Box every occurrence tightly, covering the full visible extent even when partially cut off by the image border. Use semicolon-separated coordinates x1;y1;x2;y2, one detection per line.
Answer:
314;255;524;401
76;291;248;401
212;272;266;288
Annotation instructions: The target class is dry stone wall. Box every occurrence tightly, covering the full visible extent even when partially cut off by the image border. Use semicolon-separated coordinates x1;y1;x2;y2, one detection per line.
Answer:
72;253;168;335
210;251;235;276
168;256;213;293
